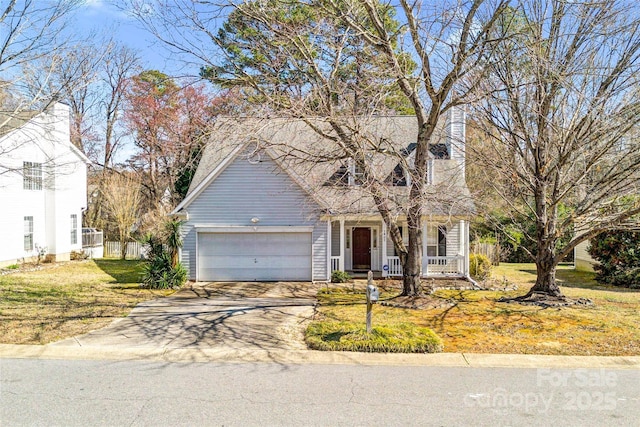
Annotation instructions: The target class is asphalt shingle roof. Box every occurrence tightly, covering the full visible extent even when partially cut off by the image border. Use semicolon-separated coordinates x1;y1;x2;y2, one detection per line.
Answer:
186;116;475;218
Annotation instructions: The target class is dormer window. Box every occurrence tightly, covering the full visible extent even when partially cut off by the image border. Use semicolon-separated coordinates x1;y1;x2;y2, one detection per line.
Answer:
324;159;365;186
348;159;364;186
325;164;349;186
389;164;407;186
429;143;450;159
387;160;433;186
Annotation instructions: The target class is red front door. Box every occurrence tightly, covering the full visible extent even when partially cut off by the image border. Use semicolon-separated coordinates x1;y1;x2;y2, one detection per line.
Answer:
352;227;371;270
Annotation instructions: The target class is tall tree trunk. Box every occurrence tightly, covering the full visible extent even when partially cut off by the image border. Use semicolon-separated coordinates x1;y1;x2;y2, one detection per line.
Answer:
402;214;422;296
528;239;563;297
527;176;563;298
120;235;127;260
400;115;434;296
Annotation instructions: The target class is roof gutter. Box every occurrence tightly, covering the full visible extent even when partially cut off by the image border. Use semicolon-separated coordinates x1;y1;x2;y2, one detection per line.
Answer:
168;211;189;220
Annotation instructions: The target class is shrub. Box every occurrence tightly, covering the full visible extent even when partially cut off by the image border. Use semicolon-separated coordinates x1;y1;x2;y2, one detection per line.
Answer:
141;251;187;289
6;264;19;270
70;250;88;261
331;270;351;283
34;245;47;265
470;253;492;280
588;231;640;288
305;321;443;353
139;227;187;290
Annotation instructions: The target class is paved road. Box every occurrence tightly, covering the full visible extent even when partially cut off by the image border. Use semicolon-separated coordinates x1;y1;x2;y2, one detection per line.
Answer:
1;358;638;426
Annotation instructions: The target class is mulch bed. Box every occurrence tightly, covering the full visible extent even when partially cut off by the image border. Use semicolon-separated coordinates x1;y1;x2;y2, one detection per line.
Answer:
499;292;594;307
381;295;455;310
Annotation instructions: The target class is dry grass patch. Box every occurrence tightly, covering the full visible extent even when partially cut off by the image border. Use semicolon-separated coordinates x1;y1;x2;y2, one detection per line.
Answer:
0;259;174;344
312;265;640;355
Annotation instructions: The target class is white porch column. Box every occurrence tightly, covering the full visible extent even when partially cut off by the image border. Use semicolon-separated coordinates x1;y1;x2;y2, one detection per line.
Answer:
327;220;332;280
339;218;345;271
424;222;429;276
381;221;387;277
463;219;470;276
421;220;427;277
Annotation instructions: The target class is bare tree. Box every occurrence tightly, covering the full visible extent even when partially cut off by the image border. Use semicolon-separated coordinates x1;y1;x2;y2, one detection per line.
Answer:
42;39;142;233
1;0;86;178
100;43;141;169
0;0;81;114
124;0;509;295
102;172;141;260
472;0;640;301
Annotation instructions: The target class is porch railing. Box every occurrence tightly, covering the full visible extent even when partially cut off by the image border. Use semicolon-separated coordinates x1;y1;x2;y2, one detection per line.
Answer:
82;230;103;248
387;256;403;276
385;255;464;277
425;256;463;275
331;256;341;272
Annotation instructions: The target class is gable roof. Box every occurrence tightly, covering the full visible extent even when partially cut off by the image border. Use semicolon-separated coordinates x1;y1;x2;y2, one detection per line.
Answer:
178;115;475;218
0;111;40;137
0;104;90;164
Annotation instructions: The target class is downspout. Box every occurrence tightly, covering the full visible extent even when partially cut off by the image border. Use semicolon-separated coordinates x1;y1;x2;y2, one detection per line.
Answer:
465;274;481;289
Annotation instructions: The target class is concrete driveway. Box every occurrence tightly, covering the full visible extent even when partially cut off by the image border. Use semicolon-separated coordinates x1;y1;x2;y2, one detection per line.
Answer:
52;282;323;351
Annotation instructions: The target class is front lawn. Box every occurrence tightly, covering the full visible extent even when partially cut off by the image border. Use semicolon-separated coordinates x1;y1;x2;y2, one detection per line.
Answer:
308;264;640;355
0;260;174;344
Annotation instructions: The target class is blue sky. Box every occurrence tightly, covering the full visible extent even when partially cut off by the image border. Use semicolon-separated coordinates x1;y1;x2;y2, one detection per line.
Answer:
76;0;181;75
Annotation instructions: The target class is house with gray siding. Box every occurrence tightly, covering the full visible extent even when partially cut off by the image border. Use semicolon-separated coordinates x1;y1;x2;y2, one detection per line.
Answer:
575;240;597;272
172;108;474;282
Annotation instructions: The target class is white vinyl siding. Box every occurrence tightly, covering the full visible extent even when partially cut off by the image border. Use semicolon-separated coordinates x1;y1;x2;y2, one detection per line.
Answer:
331;222;340;256
446;222;460;257
181;149;326;281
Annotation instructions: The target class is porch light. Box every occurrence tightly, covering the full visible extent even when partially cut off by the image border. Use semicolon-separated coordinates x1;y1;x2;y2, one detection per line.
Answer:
251;217;260;223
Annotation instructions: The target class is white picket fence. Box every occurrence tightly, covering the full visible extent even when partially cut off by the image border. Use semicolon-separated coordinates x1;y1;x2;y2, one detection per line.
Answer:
104;241;144;259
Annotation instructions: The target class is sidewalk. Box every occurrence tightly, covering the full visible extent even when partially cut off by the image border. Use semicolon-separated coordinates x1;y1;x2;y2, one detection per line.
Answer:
1;343;639;369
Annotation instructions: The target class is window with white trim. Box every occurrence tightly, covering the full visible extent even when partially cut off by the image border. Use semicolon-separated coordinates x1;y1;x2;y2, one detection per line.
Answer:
70;214;78;245
23;162;43;190
426;225;447;256
347;159;365;186
427;159;434;185
24;216;34;251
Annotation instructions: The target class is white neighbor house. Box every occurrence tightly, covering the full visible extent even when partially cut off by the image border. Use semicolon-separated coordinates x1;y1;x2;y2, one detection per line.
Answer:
0;102;89;267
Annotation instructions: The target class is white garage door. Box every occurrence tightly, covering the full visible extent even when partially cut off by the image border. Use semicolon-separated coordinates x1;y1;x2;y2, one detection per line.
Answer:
197;232;312;281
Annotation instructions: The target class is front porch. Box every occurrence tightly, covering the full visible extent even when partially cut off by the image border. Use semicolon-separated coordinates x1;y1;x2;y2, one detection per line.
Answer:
327;217;470;279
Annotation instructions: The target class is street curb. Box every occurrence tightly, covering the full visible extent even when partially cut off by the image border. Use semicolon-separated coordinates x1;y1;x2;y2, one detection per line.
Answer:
1;344;638;369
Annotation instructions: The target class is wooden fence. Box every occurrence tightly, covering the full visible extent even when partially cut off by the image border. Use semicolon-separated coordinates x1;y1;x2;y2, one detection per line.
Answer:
104;241;143;259
471;242;501;265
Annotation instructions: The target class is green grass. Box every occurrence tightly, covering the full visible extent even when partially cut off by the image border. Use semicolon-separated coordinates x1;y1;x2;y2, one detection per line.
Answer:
309;264;640;355
306;321;443;353
309;288;444;353
0;260;174;344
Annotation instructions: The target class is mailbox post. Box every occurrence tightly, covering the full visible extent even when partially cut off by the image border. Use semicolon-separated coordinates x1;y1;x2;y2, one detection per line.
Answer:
366;271;379;333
